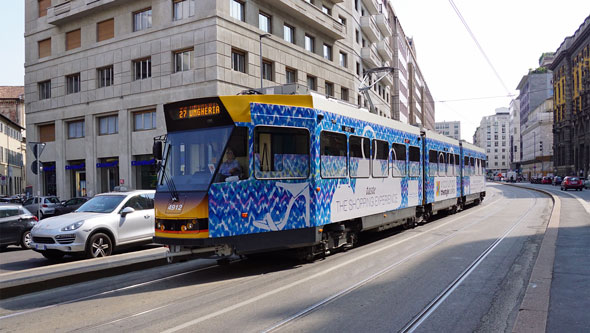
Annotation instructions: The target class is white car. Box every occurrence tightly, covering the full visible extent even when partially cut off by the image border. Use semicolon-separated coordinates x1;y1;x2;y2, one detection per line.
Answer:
31;190;155;261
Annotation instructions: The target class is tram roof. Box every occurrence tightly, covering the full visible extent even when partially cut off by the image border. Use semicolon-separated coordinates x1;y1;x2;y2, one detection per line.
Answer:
460;141;486;155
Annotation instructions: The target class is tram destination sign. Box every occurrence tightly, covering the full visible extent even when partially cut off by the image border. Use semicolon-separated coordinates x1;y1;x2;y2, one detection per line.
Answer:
171;102;221;120
164;97;234;131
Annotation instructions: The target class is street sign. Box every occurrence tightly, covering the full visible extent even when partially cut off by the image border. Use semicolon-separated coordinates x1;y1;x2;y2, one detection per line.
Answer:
31;160;43;175
30;142;46;159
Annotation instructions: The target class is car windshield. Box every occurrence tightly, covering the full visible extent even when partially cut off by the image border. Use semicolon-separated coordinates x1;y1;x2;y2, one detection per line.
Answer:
570;177;579;181
158;126;232;192
76;195;126;213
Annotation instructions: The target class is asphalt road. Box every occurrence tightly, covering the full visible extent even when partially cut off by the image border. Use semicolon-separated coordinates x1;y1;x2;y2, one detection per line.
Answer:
0;184;552;332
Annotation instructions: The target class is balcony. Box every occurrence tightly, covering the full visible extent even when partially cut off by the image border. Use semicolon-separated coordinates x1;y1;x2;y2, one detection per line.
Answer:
374;14;392;37
270;1;345;40
47;0;126;25
361;46;380;68
377;41;393;61
362;0;380;15
360;15;380;43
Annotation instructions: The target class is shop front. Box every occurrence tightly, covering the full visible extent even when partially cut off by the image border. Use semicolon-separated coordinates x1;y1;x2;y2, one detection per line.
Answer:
132;154;157;189
97;158;119;193
66;160;86;197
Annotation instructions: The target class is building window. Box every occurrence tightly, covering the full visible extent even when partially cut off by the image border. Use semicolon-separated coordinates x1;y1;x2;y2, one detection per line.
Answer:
341;87;349;101
325;82;334;97
339;52;347;67
262;60;273;81
286;67;297;84
173;0;195;21
322;5;331;15
68;120;85;139
259;12;271;33
39;123;55;142
66;29;81;51
231;49;246;73
229;0;244;21
283;24;295;43
97;66;114;88
66;73;81;94
307;75;317;91
133;58;152;80
38;38;51;58
356;61;360;76
174;49;193;72
133;8;152;31
97;18;114;42
38;80;51;100
338;16;346;26
355;29;360;43
38;0;50;18
323;44;332;60
305;34;315;52
99;115;118;135
134;110;156;131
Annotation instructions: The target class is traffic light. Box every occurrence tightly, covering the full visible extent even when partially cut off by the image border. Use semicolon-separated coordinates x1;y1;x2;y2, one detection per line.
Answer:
539;141;543;151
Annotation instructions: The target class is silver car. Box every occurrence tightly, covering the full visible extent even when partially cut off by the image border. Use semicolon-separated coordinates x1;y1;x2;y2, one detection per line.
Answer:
31;190;155;261
23;196;60;219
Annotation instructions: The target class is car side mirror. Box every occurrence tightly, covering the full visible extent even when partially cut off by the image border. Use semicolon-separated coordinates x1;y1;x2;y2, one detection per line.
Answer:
120;207;135;217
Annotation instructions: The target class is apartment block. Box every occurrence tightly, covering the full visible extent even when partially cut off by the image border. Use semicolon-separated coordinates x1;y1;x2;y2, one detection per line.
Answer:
434;120;460;140
473;108;510;175
25;0;435;199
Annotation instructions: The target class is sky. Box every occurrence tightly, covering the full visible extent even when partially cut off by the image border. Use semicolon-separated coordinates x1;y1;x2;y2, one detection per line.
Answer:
0;1;588;142
391;0;590;142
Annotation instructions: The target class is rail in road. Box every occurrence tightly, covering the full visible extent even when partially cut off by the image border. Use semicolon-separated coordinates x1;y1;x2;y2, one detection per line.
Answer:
0;184;556;332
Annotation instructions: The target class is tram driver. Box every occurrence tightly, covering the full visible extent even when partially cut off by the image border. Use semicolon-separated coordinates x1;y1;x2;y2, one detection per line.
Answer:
218;148;242;182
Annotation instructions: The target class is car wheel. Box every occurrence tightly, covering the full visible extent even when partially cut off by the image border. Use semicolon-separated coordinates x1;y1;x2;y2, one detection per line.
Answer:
20;231;32;249
41;250;65;261
86;233;113;258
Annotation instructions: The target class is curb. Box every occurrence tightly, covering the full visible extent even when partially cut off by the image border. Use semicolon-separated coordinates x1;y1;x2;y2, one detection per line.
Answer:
505;184;561;333
0;247;169;292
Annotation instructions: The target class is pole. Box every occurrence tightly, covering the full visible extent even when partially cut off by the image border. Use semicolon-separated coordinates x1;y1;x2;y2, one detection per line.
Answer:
37;159;41;219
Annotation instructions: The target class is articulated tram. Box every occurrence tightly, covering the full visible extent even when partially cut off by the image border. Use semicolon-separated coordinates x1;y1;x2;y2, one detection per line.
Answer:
153;93;486;258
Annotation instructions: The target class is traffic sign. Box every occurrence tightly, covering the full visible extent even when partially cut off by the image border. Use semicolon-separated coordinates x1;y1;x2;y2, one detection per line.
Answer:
29;142;46;159
31;160;43;175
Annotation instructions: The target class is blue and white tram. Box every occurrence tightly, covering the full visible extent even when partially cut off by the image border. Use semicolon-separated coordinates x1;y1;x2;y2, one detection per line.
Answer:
153;93;484;258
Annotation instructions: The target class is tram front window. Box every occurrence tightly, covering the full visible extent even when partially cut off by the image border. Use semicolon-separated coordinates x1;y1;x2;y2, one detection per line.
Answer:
159;126;232;192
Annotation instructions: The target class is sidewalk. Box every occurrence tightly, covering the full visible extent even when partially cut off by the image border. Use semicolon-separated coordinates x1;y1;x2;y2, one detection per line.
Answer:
509;183;590;332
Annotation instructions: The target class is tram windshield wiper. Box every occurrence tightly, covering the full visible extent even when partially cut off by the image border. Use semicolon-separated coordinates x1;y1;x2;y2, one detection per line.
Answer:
154;136;180;202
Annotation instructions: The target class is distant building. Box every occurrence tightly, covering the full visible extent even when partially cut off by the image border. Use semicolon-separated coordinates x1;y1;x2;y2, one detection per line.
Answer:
520;98;553;179
516;68;553;128
0;86;26;196
509;98;521;171
473;108;510;175
549;15;590;178
434;121;460;140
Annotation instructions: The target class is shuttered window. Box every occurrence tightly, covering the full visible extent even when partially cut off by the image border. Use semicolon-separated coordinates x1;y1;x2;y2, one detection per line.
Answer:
38;0;50;17
97;18;114;42
66;29;81;51
39;124;55;142
38;38;51;58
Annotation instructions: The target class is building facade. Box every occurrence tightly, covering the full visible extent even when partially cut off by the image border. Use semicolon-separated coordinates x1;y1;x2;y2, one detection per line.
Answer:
516;70;553;128
24;0;436;199
508;98;521;171
549;15;590;178
520;98;553;179
0;87;27;196
473;108;510;175
434;120;460;140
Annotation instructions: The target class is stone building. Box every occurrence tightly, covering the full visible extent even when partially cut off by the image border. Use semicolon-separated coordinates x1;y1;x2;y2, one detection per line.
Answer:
520;97;553;179
508;98;521;172
549;15;590;178
24;0;435;199
473;108;510;175
0;87;26;196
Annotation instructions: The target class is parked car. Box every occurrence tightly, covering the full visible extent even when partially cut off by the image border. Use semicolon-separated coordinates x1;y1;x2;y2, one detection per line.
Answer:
23;196;61;219
31;190;155;261
54;197;89;216
541;176;552;184
581;177;590;189
561;176;583;191
0;204;38;250
552;176;563;186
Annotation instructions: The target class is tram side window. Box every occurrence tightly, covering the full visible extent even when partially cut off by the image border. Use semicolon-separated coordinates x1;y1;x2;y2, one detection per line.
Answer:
254;126;309;179
475;158;480;175
349;135;370;178
408;146;421;177
447;153;454;176
320;131;348;178
469;157;475;176
428;150;438;176
454;154;460;176
464;156;470;176
372;139;389;178
391;143;407;177
438;151;446;176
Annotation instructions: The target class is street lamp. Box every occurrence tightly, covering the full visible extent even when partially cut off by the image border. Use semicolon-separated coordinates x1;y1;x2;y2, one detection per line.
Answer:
259;33;271;89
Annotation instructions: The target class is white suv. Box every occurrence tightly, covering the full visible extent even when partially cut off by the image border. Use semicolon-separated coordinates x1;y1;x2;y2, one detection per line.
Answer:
31;190;155;260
